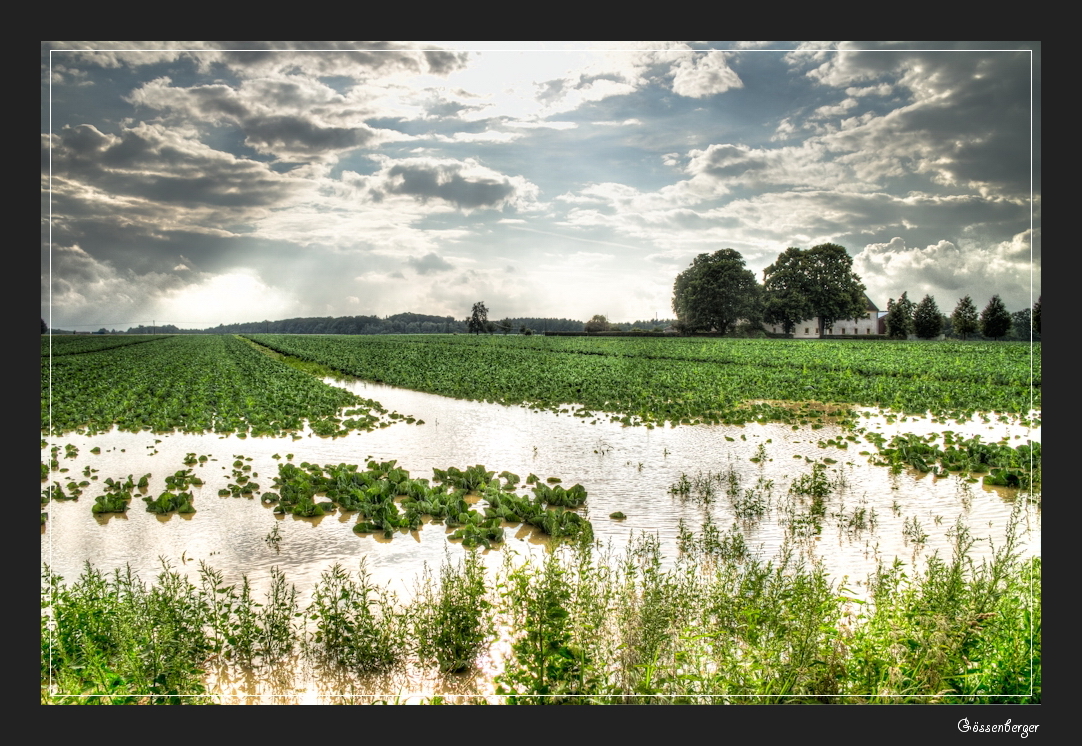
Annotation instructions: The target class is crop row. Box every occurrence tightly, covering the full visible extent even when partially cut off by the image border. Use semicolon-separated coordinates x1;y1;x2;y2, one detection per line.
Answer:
419;335;1041;388
264;460;592;547
246;334;1040;425
41;334;171;357
41;335;406;436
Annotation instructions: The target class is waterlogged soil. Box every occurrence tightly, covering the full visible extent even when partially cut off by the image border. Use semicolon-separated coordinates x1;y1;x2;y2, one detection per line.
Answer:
41;378;1040;701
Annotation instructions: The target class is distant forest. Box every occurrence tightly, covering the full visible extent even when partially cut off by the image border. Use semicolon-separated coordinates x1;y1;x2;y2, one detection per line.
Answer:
103;313;675;336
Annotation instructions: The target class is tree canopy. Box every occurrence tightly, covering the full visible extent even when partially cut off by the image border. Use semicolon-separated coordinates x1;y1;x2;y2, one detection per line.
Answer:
951;296;979;341
979;295;1012;341
672;249;761;334
1033;296;1041;335
913;295;943;339
885;292;915;339
762;247;814;335
584;315;611;333
763;243;866;336
467;302;489;335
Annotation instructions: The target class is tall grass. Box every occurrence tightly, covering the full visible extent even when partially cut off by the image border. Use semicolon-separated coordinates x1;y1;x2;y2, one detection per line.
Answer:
42;515;1039;704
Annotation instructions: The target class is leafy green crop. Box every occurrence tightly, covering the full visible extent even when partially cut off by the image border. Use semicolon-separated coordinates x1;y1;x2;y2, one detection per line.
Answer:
246;334;1039;427
41;335;403;437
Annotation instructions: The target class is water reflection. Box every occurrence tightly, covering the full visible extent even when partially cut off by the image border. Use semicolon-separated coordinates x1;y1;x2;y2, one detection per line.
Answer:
42;378;1040;612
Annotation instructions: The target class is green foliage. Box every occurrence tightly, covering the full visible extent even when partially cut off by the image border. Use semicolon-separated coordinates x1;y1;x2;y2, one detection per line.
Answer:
43;517;1040;704
247;334;1040;425
41;335;400;437
42;561;212;704
307;561;403;672
412;552;492;673
763;247;814;334
885;292;915;339
980;294;1012;340
672;249;762;334
951;295;979;340
1032;296;1041;335
763;244;867;337
1010;308;1037;341
913;294;943;339
584;314;611;333
496;551;595;703
467;301;489;335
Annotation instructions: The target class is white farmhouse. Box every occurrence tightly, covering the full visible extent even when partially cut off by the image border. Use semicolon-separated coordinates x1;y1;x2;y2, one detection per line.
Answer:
767;295;883;338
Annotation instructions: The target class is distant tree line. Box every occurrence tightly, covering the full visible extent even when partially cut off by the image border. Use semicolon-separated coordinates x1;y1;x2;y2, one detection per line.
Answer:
884;293;1040;341
115;313;593;336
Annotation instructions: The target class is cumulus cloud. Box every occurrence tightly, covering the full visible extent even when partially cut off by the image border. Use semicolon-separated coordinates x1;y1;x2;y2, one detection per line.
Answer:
406;252;454;274
48;123;300;212
669;51;743;97
127;76;407;160
853;230;1038;310
354;156;540;212
529;44;744;116
46;41;470;80
787;46;1035;198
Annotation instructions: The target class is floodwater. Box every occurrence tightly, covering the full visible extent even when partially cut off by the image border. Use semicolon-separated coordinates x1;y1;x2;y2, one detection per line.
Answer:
41;377;1040;702
41;377;1041;606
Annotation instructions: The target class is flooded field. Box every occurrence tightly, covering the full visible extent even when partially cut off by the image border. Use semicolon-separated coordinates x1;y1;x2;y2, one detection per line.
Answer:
42;377;1040;607
42;344;1042;703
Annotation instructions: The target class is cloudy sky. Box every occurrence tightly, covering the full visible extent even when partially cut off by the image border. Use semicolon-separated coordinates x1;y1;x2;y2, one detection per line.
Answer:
41;41;1040;330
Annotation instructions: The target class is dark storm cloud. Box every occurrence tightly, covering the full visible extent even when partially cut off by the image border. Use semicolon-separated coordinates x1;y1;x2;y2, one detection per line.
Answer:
47;41;470;79
798;46;1037;198
48;124;299;209
243;115;379;155
386;164;515;209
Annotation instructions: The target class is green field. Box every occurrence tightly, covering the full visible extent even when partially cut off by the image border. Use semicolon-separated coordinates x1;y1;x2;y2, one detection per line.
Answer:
42;334;1039;435
40;333;1041;703
41;334;406;437
247;334;1040;426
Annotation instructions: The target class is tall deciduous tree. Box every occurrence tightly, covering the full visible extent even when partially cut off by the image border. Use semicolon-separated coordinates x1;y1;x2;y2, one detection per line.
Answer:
951;295;979;341
467;302;489;335
1033;296;1041;335
762;247;814;335
979;294;1011;341
584;315;611;333
762;244;867;336
803;243;869;336
41;317;48;334
885;292;915;339
672;249;761;334
913;295;943;339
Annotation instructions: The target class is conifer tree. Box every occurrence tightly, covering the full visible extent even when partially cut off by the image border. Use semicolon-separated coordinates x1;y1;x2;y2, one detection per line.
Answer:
951;295;978;341
913;295;942;339
979;294;1012;341
885;292;915;339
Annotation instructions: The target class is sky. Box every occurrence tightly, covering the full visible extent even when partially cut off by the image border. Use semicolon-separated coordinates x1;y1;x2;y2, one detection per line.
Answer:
41;41;1040;330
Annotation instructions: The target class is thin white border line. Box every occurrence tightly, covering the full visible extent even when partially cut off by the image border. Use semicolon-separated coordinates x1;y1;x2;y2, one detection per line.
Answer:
40;42;1038;705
